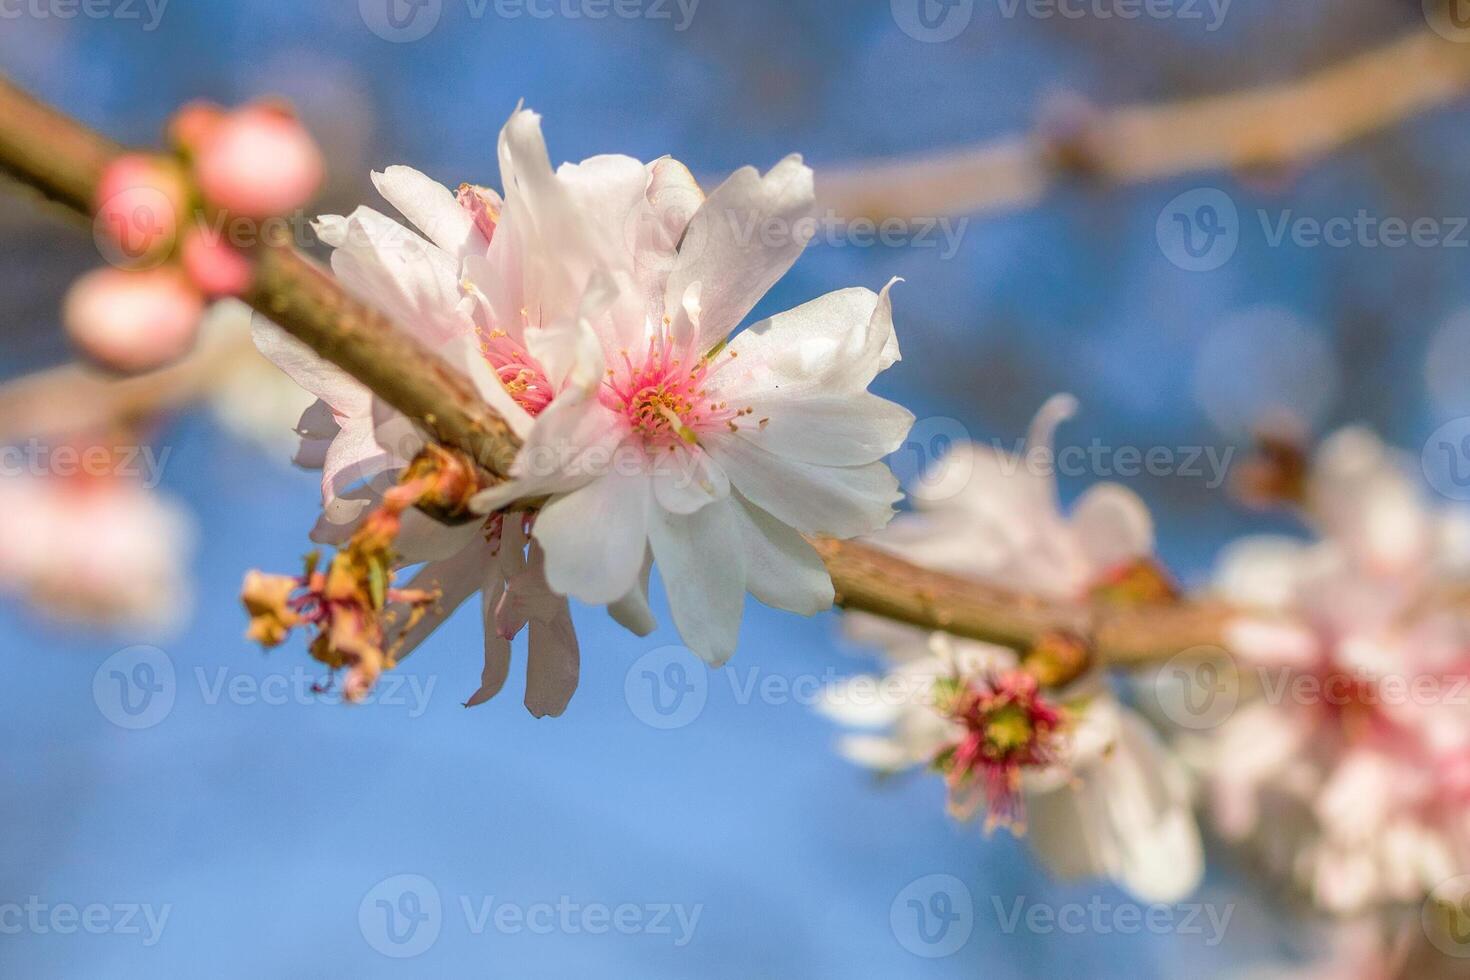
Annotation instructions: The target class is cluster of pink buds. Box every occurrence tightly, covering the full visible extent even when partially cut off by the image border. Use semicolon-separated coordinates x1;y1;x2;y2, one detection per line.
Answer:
241;446;482;701
65;100;323;374
933;670;1066;833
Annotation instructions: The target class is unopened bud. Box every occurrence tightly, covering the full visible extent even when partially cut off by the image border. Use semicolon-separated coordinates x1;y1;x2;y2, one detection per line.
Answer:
93;154;190;268
181;227;253;297
63;267;204;374
193;103;324;219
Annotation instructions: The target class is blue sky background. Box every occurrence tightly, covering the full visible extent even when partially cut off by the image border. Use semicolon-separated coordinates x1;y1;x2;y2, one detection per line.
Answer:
2;0;1467;975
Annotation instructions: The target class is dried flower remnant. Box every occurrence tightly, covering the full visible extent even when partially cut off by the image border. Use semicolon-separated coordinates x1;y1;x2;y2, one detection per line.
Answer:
241;446;480;700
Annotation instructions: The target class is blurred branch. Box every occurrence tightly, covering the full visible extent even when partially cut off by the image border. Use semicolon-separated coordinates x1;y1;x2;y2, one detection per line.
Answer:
0;318;253;442
816;28;1470;220
0;74;1235;669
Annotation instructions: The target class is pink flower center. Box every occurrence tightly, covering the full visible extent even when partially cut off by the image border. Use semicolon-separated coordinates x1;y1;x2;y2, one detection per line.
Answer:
480;329;555;417
600;328;749;449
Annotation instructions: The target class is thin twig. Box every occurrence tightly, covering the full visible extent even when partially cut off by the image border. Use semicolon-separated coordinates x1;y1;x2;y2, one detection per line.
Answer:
815;29;1470;220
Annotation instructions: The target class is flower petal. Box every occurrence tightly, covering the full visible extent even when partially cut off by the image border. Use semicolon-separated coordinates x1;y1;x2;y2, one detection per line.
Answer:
705;432;901;538
371;165;488;261
523;602;580;718
651;445;730;516
732;495;834;615
647;498;746;665
533;469;651;604
328;206;470;348
738;391;914;467
1070;482;1155;572
713;279;900;402
665;154;816;351
607;557;658;637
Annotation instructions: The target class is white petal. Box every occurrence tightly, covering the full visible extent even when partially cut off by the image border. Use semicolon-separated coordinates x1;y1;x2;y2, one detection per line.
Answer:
732;496;834;615
533;470;651;604
714;279;899;402
739;392;914;466
835;734;912;772
650;445;730;516
607;557;657;637
469;396;626;513
525;269;614;394
1070;483;1155;572
252;316;370;415
329;207;470;348
705;433;901;538
647;498;746;666
371;165;488;260
665;154;816;350
815;675;903;729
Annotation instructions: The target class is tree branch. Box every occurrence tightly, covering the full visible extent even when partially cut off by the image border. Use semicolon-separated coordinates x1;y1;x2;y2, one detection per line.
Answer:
815;29;1470;220
0;74;1258;667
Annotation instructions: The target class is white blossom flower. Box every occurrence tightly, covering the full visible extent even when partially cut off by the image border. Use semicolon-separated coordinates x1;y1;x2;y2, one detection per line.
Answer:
463;109;912;665
819;397;1203;903
253;106;911;708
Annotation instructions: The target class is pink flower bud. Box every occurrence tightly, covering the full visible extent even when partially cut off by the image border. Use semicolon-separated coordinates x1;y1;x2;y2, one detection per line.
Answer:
193;104;324;219
63;267;204;374
181;227;253;297
168;100;226;153
93;154;190;268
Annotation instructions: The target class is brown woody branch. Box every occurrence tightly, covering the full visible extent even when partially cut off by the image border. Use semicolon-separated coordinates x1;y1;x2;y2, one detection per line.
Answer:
815;29;1470;221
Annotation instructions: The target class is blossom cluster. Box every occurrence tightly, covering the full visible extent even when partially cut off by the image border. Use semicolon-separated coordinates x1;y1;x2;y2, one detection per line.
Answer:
67;101;323;374
249;108;913;713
